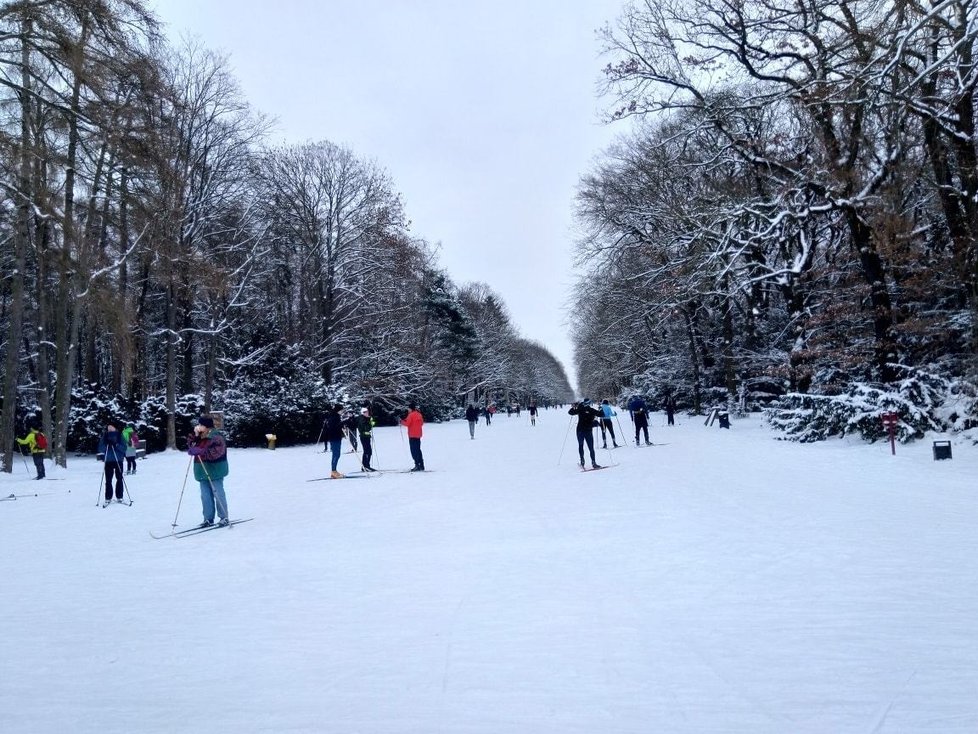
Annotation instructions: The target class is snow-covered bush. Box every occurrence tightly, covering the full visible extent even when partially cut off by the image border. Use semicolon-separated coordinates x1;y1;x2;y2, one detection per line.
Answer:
765;365;969;442
65;384;132;453
214;344;346;447
137;394;205;452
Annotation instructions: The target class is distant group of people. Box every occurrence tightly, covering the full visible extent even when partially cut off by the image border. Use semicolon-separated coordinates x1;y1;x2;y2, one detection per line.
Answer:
464;401;542;439
322;404;377;478
565;394;680;467
11;392;678;529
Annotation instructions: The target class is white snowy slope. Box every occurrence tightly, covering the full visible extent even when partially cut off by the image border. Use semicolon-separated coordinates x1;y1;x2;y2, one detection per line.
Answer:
1;410;977;733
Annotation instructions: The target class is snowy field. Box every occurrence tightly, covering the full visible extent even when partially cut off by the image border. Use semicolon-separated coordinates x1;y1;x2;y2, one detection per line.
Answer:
2;409;977;733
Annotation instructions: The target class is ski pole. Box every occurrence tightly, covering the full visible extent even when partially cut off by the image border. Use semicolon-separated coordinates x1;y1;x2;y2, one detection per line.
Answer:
315;418;327;452
370;434;380;470
557;414;574;465
118;446;134;506
170;454;194;529
109;444;133;506
94;460;106;507
602;426;616;466
614;413;629;447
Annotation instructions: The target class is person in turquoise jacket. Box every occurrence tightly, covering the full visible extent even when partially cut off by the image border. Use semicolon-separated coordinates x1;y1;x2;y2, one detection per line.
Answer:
599;399;619;449
187;416;229;527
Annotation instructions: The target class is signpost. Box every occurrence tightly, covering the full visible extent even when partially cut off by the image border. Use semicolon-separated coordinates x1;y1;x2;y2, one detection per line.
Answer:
881;412;899;455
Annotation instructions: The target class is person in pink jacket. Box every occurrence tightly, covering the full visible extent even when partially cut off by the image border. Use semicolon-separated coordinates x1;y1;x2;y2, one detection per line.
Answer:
400;402;425;472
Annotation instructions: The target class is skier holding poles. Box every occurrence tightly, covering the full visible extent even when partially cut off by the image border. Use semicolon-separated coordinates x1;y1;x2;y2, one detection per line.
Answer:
187;416;230;527
628;396;652;445
323;404;346;478
97;423;128;505
357;407;376;472
599;399;619;448
15;422;47;479
401;402;425;471
568;399;603;469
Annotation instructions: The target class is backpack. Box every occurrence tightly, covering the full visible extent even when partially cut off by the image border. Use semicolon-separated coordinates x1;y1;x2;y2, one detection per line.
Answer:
35;431;48;451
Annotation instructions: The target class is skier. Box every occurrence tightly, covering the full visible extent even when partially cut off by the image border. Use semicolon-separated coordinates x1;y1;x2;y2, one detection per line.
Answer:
122;423;139;475
323;404;346;478
628;395;651;445
187;416;229;526
357;407;375;472
568;399;603;469
15;423;46;480
342;410;359;453
465;403;480;439
529;403;538;426
665;393;676;426
401;402;425;471
599;399;619;448
98;423;127;504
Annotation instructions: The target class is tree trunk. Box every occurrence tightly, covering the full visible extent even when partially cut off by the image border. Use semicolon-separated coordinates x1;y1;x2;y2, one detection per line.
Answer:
165;281;178;449
681;305;703;415
0;15;32;474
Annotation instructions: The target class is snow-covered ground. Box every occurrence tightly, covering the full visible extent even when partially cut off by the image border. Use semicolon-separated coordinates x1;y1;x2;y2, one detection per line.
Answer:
2;409;977;733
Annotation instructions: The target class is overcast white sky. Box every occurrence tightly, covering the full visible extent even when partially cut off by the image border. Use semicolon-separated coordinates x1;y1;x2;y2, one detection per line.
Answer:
150;0;626;390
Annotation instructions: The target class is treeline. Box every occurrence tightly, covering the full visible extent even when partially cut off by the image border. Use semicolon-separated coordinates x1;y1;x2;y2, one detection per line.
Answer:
0;0;573;467
572;0;978;441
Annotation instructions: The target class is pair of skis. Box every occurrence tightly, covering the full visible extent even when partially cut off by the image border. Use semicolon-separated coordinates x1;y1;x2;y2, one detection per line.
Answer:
150;518;253;539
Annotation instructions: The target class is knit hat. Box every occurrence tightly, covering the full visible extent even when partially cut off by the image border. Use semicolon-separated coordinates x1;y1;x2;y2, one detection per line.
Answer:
198;416;215;428
581;398;592;406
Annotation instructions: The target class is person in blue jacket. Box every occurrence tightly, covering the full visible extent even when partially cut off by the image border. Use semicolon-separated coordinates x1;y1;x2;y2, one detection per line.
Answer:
599;399;619;448
627;396;651;445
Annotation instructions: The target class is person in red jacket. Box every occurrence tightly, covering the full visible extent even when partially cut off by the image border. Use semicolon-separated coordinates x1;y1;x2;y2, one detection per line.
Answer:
401;402;425;471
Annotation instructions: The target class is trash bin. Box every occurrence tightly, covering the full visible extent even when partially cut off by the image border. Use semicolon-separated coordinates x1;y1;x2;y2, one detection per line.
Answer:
718;411;730;429
932;440;952;460
265;433;277;450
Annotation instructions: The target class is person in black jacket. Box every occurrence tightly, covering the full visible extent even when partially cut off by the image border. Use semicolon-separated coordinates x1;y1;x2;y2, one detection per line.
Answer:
357;408;375;471
323;404;346;478
568;399;603;469
665;393;676;426
465;404;479;439
342;411;359;453
628;396;651;445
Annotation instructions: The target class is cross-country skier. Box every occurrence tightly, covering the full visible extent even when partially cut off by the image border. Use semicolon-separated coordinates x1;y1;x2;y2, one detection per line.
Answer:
15;423;46;479
401;402;425;471
323;404;346;478
665;393;677;426
98;423;127;503
122;423;139;474
357;407;375;471
187;416;230;527
342;410;359;453
599;399;619;448
465;404;479;439
627;396;651;445
568;399;603;469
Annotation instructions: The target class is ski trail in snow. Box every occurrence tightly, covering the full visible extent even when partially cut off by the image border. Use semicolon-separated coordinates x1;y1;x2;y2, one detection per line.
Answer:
866;669;918;734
